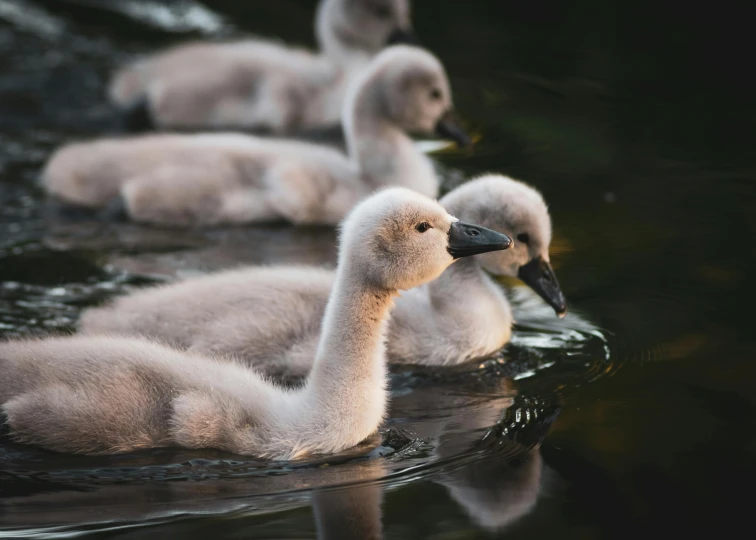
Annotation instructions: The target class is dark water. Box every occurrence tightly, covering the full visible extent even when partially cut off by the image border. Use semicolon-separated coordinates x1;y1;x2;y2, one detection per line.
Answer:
1;0;754;537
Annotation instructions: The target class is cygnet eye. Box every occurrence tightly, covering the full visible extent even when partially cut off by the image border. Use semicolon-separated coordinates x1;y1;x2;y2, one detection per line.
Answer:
369;3;392;19
429;88;442;100
517;233;530;245
416;221;432;233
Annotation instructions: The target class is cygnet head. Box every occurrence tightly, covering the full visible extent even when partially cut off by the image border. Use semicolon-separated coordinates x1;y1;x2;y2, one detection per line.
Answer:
317;0;416;61
340;188;512;292
345;45;470;146
440;175;568;316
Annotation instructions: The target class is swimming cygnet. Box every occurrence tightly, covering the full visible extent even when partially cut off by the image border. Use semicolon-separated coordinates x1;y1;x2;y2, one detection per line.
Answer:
0;188;512;457
110;0;416;133
80;175;566;377
44;45;469;227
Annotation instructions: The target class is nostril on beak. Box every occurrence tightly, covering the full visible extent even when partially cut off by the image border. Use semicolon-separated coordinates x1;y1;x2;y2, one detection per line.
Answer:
469;229;479;236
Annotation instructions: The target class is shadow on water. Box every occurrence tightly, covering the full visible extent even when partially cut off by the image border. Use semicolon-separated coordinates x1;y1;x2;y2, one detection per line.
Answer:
1;0;755;537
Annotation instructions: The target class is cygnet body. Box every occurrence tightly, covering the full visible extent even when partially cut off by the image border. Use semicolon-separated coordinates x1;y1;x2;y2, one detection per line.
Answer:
44;46;467;227
110;0;416;133
81;175;566;376
0;188;513;456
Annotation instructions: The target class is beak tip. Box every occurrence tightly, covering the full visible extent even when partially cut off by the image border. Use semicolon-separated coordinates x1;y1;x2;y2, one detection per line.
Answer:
518;258;568;319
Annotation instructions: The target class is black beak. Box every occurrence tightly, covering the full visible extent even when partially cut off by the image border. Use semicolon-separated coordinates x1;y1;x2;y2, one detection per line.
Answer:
517;257;567;317
120;97;156;133
386;28;421;46
447;221;512;259
435;110;472;148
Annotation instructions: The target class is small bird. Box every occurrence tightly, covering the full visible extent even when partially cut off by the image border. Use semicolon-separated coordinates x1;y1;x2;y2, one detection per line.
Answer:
111;0;418;134
44;46;469;227
0;188;512;457
80;174;567;378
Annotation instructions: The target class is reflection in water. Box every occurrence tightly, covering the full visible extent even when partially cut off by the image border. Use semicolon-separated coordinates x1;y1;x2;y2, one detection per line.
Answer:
0;365;556;538
312;486;383;540
394;377;552;533
441;450;542;531
311;451;545;539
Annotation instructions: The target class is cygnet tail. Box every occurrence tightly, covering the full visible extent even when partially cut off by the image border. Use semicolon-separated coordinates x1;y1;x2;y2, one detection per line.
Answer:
42;144;118;208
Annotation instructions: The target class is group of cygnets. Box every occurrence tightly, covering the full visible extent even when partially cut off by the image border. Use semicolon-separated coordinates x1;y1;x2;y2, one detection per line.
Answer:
0;0;567;460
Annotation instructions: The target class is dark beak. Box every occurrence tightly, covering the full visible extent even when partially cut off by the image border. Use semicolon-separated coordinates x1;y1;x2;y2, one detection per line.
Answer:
120;97;155;133
518;257;567;317
435;110;472;148
447;221;512;259
386;28;420;46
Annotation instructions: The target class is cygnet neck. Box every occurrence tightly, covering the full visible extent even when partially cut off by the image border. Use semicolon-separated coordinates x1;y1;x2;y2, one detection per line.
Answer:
344;86;438;198
294;259;395;450
308;262;395;393
427;256;498;311
315;1;374;72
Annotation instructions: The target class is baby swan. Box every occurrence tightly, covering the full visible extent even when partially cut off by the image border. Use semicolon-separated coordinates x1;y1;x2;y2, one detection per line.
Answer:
80;175;565;375
110;0;416;133
44;46;467;227
388;173;567;364
0;189;512;457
